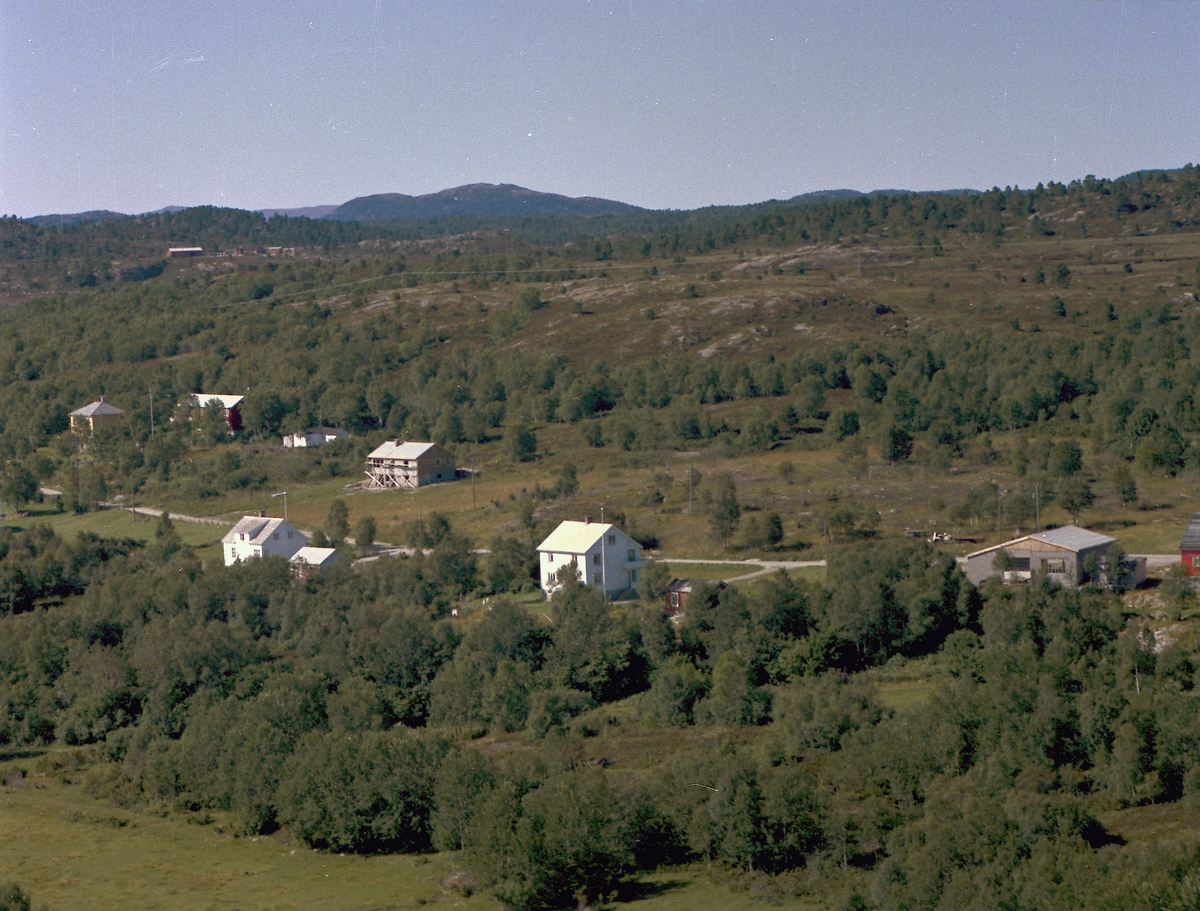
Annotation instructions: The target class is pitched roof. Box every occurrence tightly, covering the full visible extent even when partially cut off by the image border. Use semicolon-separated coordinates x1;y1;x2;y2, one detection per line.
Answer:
537;520;633;554
191;393;244;409
290;546;338;567
1028;526;1116;552
1181;513;1200;551
367;440;441;460
966;524;1116;559
70;399;124;417
222;516;301;545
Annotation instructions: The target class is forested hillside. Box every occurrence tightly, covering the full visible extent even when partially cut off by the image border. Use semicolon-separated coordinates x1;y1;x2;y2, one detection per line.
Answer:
2;166;1200;910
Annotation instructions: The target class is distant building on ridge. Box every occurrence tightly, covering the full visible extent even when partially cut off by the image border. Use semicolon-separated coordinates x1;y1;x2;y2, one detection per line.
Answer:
69;397;124;435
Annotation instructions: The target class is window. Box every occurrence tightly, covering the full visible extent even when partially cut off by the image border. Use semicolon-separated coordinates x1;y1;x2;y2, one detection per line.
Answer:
627;549;636;562
1011;557;1030;571
607;535;616;545
593;574;602;584
593;553;602;565
287;530;293;539
631;570;639;583
548;553;555;563
273;533;279;540
1044;559;1067;574
670;592;680;608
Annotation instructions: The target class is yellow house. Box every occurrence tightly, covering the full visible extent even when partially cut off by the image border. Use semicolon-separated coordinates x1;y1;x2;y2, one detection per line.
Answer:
69;397;124;435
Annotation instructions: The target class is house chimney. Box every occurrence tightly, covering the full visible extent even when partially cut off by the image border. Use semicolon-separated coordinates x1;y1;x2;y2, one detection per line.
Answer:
100;395;105;403
258;510;265;518
585;516;592;524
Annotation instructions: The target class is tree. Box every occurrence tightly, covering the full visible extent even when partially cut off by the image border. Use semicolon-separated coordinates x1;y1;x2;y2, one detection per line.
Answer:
883;426;913;463
353;515;377;554
765;513;784;548
1;466;38;511
325;499;349;544
1059;477;1095;524
637;559;674;602
513;285;545;311
487;536;538;593
506;423;538;463
707;473;740;546
556;462;578;497
833;409;860;442
1051;440;1083;476
0;882;31;911
1113;464;1138;509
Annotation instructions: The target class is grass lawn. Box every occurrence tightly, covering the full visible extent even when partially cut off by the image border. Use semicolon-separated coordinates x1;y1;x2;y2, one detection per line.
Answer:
0;751;829;911
655;561;765;581
2;506;227;561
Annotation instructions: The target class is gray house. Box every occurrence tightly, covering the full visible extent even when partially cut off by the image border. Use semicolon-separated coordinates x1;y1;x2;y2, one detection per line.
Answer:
964;525;1142;588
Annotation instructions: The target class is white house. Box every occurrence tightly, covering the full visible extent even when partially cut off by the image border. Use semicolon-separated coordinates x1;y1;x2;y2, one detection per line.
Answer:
536;519;646;599
222;516;307;566
283;427;349;449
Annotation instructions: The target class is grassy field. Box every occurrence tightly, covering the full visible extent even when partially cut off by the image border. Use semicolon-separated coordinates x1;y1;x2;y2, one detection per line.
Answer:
654;561;766;581
1;505;229;562
0;750;826;911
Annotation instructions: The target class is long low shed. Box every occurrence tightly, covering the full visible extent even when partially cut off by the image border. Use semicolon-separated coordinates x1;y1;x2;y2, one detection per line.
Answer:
964;525;1141;588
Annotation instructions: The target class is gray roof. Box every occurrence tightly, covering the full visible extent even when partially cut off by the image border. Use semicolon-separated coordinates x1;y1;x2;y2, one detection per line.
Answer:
222;516;303;546
368;440;443;461
1181;513;1200;551
1028;526;1116;552
70;399;124;417
966;525;1116;559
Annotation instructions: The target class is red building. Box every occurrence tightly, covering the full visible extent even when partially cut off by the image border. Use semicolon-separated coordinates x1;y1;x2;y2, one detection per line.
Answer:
1181;513;1200;576
664;578;727;616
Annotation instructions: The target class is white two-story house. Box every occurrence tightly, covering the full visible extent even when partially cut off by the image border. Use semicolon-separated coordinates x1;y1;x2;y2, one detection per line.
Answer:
536;519;646;599
222;516;307;566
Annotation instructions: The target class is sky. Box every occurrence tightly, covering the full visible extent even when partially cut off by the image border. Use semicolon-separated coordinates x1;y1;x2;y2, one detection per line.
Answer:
2;1;1199;217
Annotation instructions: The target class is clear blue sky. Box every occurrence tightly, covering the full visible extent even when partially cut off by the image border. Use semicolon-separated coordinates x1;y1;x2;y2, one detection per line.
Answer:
3;1;1199;217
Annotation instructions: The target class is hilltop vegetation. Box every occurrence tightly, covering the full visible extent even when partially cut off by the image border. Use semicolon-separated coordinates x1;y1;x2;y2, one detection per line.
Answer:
2;167;1200;909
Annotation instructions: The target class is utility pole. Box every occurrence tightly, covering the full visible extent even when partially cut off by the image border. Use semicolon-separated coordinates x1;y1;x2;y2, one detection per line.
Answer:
687;464;693;514
149;386;155;437
1034;483;1041;532
468;448;476;509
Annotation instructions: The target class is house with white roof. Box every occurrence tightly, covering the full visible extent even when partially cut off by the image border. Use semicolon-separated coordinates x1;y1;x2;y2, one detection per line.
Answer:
365;440;456;489
283;427;349;449
289;546;339;580
963;525;1143;588
536;518;646;599
182;393;244;433
222;515;307;566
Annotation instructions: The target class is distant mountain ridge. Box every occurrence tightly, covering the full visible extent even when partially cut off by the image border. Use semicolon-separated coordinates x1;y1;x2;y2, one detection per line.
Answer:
24;183;993;227
26;210;126;227
329;183;645;222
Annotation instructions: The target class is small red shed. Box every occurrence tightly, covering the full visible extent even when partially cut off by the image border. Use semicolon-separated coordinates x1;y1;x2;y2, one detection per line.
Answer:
1181;513;1200;576
664;578;727;616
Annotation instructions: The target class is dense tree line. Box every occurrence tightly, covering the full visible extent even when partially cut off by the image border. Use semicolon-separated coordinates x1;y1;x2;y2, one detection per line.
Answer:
2;263;1199;519
2;522;1198;908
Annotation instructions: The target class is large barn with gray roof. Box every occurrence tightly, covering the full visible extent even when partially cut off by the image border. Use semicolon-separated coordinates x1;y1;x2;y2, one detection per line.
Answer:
964;525;1143;589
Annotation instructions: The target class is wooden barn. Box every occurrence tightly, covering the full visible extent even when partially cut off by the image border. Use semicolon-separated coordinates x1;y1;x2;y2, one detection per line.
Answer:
365;440;456;489
1181;514;1200;576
